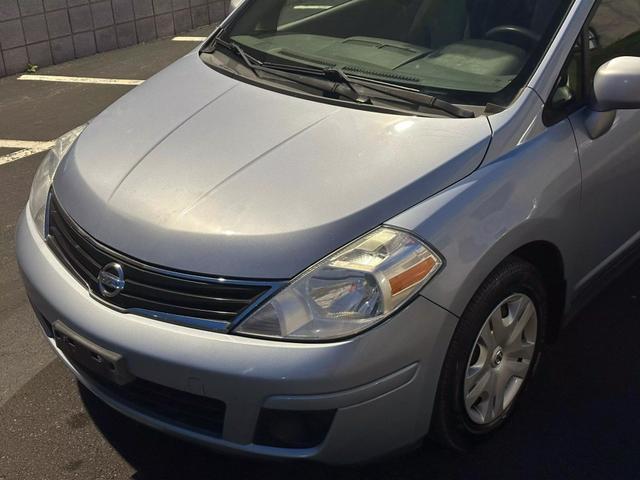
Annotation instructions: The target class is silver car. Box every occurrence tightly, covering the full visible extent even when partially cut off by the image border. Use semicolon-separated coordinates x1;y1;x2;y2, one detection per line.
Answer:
16;0;640;465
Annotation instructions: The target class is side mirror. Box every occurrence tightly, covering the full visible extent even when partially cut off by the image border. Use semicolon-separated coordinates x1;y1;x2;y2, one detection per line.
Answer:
230;0;244;12
586;56;640;139
592;56;640;112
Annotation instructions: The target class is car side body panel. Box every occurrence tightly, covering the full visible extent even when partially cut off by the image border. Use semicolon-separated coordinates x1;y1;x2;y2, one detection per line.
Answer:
389;93;582;317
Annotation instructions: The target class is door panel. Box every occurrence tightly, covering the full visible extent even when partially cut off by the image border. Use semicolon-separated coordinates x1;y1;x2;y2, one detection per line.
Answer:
570;108;640;288
570;0;640;288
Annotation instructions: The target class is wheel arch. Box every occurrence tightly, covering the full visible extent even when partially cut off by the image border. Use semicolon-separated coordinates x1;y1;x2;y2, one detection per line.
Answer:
509;240;567;343
436;236;568;345
412;219;573;346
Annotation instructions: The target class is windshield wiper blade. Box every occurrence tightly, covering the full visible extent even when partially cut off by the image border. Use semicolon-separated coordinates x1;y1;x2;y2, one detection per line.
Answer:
261;63;476;119
213;39;371;104
262;62;372;103
207;38;474;118
214;37;263;70
339;73;476;119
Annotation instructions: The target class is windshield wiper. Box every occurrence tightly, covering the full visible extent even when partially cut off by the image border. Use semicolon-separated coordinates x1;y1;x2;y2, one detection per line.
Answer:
212;38;371;104
263;62;373;104
337;72;476;119
207;38;475;119
259;56;475;118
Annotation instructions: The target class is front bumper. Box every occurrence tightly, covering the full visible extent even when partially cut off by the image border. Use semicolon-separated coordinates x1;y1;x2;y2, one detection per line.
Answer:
16;208;458;464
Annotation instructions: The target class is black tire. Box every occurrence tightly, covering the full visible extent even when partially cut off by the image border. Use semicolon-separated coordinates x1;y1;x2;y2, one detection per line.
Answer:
429;257;548;450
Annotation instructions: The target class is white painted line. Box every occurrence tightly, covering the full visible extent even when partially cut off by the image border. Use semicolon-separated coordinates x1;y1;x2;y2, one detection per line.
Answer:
17;74;144;85
0;141;55;166
293;5;332;9
172;36;207;42
0;139;55;149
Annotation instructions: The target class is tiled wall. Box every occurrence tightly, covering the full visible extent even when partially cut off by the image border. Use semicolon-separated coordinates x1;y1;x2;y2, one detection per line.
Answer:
0;0;230;77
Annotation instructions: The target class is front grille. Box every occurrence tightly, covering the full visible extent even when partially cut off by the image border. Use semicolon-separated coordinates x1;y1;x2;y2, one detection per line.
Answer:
46;194;279;331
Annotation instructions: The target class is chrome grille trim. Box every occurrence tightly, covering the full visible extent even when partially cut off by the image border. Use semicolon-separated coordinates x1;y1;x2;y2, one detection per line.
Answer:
45;192;285;332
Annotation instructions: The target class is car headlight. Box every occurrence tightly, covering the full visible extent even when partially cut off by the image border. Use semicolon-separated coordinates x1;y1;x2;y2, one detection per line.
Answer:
235;227;443;341
29;125;87;239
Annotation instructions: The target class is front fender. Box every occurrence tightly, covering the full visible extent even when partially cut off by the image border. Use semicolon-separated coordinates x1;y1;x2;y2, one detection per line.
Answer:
387;118;582;317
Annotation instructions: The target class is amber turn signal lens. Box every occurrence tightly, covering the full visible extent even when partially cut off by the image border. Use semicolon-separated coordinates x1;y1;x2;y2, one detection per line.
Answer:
389;256;438;296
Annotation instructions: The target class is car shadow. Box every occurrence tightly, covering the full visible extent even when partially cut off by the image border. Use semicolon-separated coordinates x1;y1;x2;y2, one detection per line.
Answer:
80;260;640;480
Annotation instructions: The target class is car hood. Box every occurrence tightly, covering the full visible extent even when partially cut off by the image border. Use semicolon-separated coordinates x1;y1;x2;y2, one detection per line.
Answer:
54;52;492;279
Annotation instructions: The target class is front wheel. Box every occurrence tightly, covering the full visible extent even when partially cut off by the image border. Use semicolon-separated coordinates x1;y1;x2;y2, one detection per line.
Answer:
430;258;547;450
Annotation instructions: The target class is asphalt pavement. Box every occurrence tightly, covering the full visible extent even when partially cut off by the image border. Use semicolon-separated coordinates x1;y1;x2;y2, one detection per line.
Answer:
2;27;640;480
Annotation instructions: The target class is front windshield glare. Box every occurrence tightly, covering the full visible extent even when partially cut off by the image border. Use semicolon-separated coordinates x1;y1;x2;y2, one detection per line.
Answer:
226;0;573;104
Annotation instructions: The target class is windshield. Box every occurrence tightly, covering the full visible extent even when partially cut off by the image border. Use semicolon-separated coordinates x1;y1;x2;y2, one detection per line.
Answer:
221;0;574;105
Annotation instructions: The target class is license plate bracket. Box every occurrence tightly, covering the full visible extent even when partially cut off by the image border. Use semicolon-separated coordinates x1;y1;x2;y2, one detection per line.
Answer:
53;320;134;386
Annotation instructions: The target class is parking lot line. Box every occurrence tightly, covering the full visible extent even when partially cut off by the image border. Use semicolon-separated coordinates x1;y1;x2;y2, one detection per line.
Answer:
0;140;55;166
172;36;207;42
0;140;55;149
17;75;144;86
